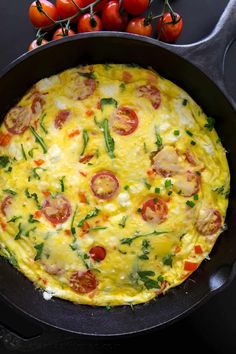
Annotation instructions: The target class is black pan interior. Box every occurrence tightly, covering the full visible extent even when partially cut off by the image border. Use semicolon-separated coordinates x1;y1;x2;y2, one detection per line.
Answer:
0;33;235;336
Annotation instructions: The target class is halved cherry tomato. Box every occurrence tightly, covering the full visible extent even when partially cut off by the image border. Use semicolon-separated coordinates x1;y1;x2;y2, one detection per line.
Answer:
54;110;71;129
89;246;106;261
56;0;82;20
0;133;12;147
111;106;139;135
31;93;45;114
81;0;108;12
4;107;31;135
196;208;222;235
184;261;198;272
141;197;168;224
29;0;58;28
70;270;98;293
76;77;97;100
78;13;103;32
28;39;49;51
91;171;119;199
1;196;13;216
122;0;149;16
152;146;182;177
157;12;183;43
194;245;203;254
52;27;75;40
137;84;161;109
173;171;200;197
42;195;71;224
126;17;152;37
102;1;128;31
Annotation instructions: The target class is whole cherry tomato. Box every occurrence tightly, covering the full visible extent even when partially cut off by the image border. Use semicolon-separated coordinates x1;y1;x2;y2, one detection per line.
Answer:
28;39;49;51
52;27;76;40
77;13;103;32
102;1;128;31
122;0;149;16
81;0;108;12
157;12;183;43
29;0;58;28
56;0;82;20
126;17;152;37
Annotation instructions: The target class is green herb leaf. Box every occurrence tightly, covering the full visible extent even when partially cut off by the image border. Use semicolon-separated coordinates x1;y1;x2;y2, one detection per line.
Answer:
59;176;65;192
29;167;45;181
25;227;36;237
30;126;48;154
0;156;10;168
15;223;22;240
174;130;180;136
182;99;188;106
155;187;160;194
78;208;100;227
124;185;129;190
162;254;174;267
137;271;160;289
101;119;115;159
100;98;118;111
21;144;27;160
155;126;162;150
185;130;193;137
28;148;38;158
191;140;196;146
71;206;78;242
193;194;199;200
28;214;39;223
80;130;89;156
40;112;48;134
34;243;44;261
25;188;41;209
120;83;126;91
157;274;164;282
3;189;17;195
138;239;150;260
143;142;148;153
2;247;18;267
144;179;151;190
78;71;96;79
121;230;169;246
164;179;172;189
186;200;195;208
118;215;128;228
7;216;22;223
204;117;215;131
89;226;107;231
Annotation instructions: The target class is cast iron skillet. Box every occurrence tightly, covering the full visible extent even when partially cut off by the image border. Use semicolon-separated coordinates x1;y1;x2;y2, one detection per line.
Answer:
0;0;236;341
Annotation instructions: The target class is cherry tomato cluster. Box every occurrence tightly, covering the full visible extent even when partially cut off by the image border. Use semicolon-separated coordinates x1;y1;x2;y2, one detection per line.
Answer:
28;0;183;51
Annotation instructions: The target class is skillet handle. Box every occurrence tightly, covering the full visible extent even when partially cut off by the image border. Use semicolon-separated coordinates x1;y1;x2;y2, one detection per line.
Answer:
162;0;236;109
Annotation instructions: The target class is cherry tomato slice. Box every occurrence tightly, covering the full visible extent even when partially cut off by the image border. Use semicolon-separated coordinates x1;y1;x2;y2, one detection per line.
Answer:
111;106;139;135
0;133;12;147
29;0;58;28
174;171;200;197
31;93;45;114
81;0;108;12
141;198;168;224
184;261;198;272
78;13;103;33
102;1;128;31
4;107;32;135
1;196;13;216
91;171;119;199
56;0;82;20
77;78;96;100
137;85;161;109
89;246;106;261
28;39;49;51
152;146;183;177
42;195;71;224
52;28;75;40
126;17;152;37
196;208;222;236
157;12;183;43
122;0;149;16
54;110;71;129
70;270;98;293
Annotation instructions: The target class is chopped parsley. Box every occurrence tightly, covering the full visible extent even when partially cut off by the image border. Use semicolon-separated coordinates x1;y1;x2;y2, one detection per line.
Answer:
193;194;199;200
144;179;151;190
162;254;174;267
29;167;45;181
0;156;10;168
7;216;22;223
182;99;188;106
34;243;44;261
174;130;180;136
15;223;23;240
204;116;215;131
191;140;196;146
124;185;129;190
78;208;100;227
121;230;169;246
185;130;193;137
137;271;160;289
138;239;150;260
25;188;41;209
28;214;39;223
118;215;128;228
164;179;172;189
155;187;161;194
186;200;195;208
100;98;118;111
25;227;36;237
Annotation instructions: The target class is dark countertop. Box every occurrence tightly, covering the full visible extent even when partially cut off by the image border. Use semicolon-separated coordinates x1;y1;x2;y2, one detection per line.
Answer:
0;1;236;353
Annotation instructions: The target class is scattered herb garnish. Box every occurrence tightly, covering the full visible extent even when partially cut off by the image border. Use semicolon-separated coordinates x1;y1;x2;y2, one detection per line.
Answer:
204;117;215;131
162;254;174;267
144;179;151;190
1;247;18;267
59;176;65;192
185;130;193;137
28;214;39;223
0;156;10;168
193;194;199;200
78;71;96;79
191;140;196;146
28;148;38;158
155;187;161;194
157;275;164;282
3;189;17;195
186;200;195;208
100;98;118;111
137;208;142;213
40;112;48;134
121;230;169;246
155;126;163;150
138;239;150;260
80;130;89;156
21;144;27;160
7;216;22;223
105;305;113;311
78;208;100;227
120;83;126;91
25;188;41;209
30;126;48;154
34;243;44;261
95;149;99;158
25;227;37;237
182;98;188;106
164;179;172;189
119;215;128;228
213;186;230;199
174;130;180;136
101;119;115;159
143;142;148;153
15;223;23;240
137;271;160;289
29;167;45;181
70;206;78;242
89;226;107;231
104;63;112;70
124;185;129;191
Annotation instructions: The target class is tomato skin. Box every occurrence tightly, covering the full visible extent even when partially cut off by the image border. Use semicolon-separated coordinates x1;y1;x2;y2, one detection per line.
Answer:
89;246;106;261
78;13;103;33
42;195;72;225
81;0;108;12
102;1;128;31
184;261;198;272
196;208;222;236
4;107;32;135
29;0;58;28
126;17;152;37
122;0;149;16
157;12;183;43
54;110;71;129
70;270;98;293
141;197;168;224
137;84;161;109
56;0;82;20
91;171;119;200
28;39;49;51
1;196;13;216
111;106;139;135
52;28;75;40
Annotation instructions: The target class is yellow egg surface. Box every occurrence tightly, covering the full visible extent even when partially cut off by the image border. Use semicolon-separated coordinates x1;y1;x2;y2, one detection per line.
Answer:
0;64;230;306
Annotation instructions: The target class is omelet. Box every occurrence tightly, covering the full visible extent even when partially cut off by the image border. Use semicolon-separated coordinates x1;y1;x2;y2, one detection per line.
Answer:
0;64;230;306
